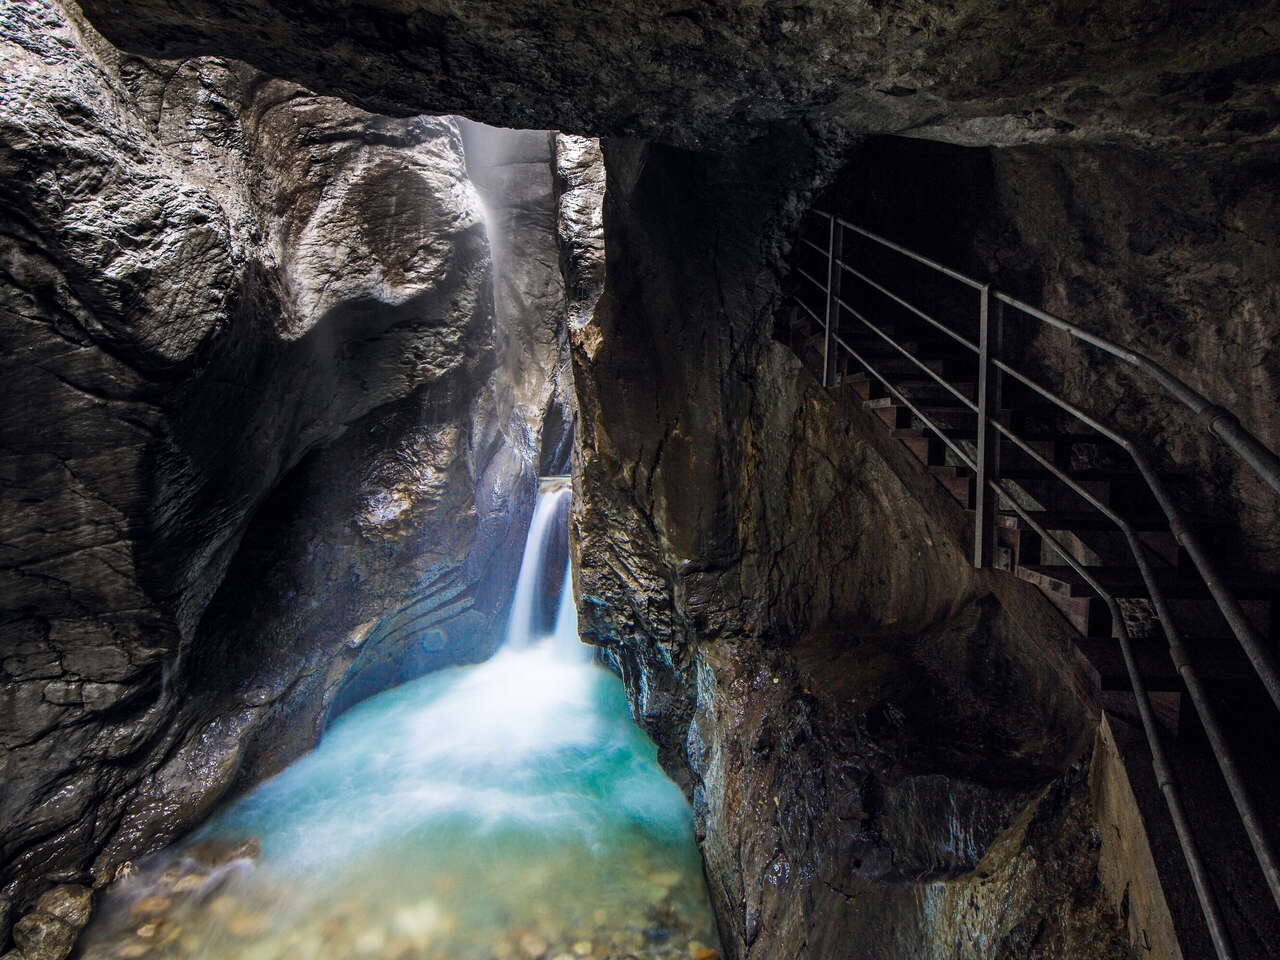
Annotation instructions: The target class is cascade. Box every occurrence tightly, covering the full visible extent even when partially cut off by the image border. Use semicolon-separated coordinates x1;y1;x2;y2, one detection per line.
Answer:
504;483;573;648
77;486;719;960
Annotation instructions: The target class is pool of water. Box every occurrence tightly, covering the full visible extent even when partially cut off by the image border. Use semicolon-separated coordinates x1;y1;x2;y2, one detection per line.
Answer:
78;490;719;960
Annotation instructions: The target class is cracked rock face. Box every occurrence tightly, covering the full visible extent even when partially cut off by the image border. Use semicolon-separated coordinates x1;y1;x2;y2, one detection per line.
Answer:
1;0;565;932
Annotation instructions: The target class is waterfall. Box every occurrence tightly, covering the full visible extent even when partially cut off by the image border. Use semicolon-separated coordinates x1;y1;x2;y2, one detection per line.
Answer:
504;483;573;647
77;482;718;960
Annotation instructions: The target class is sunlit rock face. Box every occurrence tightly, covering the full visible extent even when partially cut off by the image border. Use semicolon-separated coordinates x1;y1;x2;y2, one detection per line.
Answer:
0;0;547;929
328;122;576;721
457;121;574;476
553;133;605;335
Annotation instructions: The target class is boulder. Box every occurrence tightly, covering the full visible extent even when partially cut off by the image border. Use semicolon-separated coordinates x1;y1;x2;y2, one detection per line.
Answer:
32;886;92;930
12;911;76;960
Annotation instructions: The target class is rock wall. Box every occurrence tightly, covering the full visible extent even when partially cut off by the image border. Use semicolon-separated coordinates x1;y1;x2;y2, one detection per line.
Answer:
458;120;575;476
0;0;563;939
324;122;574;723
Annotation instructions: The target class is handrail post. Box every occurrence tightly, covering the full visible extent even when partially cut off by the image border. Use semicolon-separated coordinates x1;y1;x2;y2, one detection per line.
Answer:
974;284;1002;567
822;217;843;387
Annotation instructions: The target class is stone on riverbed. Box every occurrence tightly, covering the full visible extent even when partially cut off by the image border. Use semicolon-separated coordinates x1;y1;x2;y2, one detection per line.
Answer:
170;875;204;894
33;887;93;929
184;838;262;867
225;911;270;938
518;932;549;958
8;884;95;960
12;911;77;960
129;897;172;918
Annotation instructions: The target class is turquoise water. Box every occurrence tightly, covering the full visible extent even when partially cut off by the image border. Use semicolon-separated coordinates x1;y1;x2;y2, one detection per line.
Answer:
79;490;718;960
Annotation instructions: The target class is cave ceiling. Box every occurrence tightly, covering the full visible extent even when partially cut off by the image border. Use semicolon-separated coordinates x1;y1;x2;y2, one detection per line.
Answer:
77;0;1280;154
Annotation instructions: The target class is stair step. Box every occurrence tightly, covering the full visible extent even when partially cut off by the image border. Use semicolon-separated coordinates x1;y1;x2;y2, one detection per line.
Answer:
1014;563;1272;600
851;375;977;396
847;339;929;356
865;399;1082;426
837;321;932;340
998;466;1149;483
864;397;975;412
863;395;1069;412
850;343;973;365
863;356;974;376
1075;635;1263;692
892;427;1100;448
848;371;976;385
892;427;975;442
995;510;1169;532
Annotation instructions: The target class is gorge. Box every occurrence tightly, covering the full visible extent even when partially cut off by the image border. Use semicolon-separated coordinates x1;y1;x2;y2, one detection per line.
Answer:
2;2;1279;960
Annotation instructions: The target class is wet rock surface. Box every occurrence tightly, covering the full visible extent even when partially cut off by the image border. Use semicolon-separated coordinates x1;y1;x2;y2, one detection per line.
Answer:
6;884;93;960
552;134;605;335
691;625;1131;960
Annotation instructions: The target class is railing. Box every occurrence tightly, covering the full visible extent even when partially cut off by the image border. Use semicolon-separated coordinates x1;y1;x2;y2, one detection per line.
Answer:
791;208;1280;960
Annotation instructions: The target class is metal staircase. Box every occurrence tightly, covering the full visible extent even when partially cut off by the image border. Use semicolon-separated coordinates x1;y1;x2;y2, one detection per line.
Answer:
784;209;1280;960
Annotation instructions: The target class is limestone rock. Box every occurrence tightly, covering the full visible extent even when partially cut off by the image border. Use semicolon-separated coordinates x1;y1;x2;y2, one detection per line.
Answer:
553;134;605;335
562;133;1136;958
6;0;1278;959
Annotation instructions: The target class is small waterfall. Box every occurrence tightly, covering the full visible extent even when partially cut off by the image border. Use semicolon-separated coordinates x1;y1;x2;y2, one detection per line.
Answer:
77;482;719;960
504;483;572;647
549;554;579;654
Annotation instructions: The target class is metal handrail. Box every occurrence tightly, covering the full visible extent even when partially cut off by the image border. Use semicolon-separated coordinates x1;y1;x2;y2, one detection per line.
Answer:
837;285;1280;922
837;260;980;354
809;213;1280;710
992;356;1280;712
789;209;1280;957
834;309;1265;950
795;266;828;294
832;331;976;468
835;296;978;413
994;291;1280;498
837;218;1280;496
989;415;1280;916
993;487;1237;959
